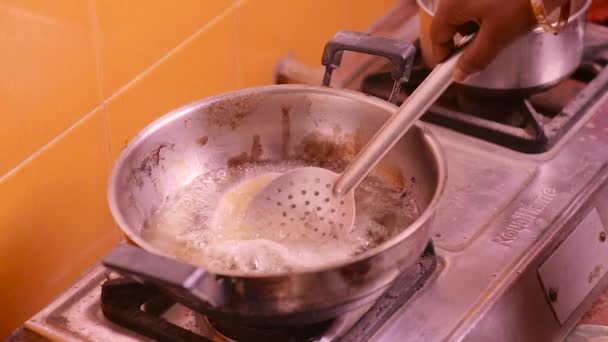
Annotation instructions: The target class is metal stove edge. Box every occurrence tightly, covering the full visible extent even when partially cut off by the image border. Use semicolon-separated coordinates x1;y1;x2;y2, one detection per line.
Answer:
372;92;608;341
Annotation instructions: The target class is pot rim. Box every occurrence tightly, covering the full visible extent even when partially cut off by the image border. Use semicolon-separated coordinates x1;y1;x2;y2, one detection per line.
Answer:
416;0;592;33
107;84;448;278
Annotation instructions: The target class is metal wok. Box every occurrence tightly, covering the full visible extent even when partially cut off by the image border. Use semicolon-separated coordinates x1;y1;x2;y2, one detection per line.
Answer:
102;32;446;326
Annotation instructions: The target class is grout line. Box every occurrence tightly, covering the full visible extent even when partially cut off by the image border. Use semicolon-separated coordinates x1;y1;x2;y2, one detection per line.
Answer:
89;0;104;103
46;230;122;288
99;104;114;169
0;1;242;183
101;1;241;103
88;0;114;168
0;104;105;184
0;1;112;184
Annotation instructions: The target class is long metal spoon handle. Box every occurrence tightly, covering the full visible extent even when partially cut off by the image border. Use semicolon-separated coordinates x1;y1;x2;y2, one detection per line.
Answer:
334;41;468;196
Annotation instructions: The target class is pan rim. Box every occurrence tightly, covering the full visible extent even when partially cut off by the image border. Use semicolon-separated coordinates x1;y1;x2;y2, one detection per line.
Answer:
107;84;447;278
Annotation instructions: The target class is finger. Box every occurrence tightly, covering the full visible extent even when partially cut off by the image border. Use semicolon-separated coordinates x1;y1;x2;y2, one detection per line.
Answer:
454;20;503;79
453;68;469;82
429;2;461;64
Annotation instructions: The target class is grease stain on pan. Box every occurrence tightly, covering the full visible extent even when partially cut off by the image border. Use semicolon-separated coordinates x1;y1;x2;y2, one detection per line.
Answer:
198;136;209;147
128;142;175;189
227;135;264;168
205;94;262;130
281;106;291;159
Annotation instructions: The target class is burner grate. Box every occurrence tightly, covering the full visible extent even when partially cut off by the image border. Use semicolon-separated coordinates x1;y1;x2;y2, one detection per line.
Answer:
101;278;208;342
361;26;608;153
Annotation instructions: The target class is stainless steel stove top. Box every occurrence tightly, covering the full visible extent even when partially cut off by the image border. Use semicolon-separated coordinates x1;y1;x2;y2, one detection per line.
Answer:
22;27;608;342
376;97;608;341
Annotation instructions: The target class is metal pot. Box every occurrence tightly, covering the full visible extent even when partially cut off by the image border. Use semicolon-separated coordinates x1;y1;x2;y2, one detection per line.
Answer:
417;0;592;94
102;33;446;326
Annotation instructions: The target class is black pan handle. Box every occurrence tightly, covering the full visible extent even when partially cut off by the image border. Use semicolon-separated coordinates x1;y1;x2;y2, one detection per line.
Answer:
102;244;229;307
321;30;416;104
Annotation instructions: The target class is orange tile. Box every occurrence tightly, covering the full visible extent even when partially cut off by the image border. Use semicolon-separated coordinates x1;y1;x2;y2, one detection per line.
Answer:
237;0;352;87
105;7;239;159
0;0;101;177
93;0;233;98
0;108;121;338
237;0;399;87
344;0;399;31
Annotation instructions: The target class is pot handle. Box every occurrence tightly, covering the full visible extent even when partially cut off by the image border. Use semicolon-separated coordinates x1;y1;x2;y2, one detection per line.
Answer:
321;30;416;104
102;243;230;307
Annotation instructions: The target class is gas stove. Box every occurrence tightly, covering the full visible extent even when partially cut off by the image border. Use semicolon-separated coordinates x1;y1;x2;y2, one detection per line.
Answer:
21;23;608;342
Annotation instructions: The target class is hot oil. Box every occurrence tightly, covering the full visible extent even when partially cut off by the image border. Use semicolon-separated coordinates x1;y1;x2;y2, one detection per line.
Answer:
142;160;420;274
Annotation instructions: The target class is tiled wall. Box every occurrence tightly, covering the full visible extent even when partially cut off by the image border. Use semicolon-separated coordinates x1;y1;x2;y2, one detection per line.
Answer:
0;0;396;337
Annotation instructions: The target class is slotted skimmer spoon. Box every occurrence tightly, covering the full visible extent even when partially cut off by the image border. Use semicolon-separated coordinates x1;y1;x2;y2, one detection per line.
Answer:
244;38;472;240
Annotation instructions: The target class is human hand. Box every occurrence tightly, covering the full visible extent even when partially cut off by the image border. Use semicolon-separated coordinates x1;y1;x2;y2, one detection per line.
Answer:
429;0;568;81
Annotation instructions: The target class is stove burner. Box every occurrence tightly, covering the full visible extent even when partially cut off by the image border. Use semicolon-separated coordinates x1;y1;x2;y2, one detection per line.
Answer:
99;243;437;341
361;32;608;153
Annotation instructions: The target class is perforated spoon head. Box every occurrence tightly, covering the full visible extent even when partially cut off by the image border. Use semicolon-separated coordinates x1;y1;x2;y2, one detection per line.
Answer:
243;167;356;242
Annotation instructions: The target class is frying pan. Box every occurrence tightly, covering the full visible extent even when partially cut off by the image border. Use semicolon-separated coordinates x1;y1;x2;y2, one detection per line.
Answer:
102;31;446;326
